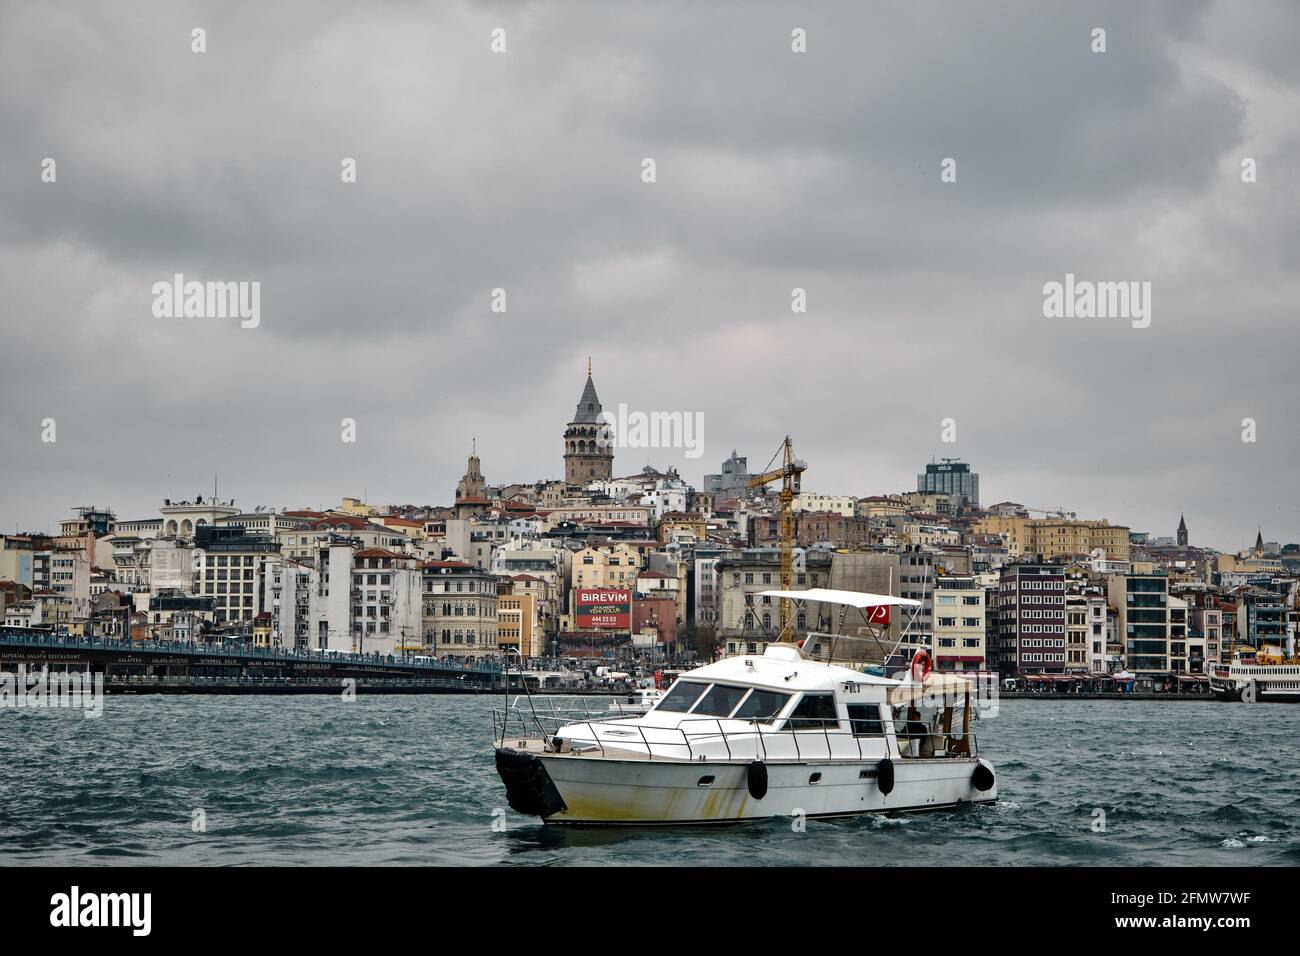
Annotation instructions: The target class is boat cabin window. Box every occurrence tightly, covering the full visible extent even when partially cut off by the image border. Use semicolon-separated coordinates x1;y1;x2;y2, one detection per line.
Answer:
788;692;839;729
655;680;708;713
692;683;750;718
846;703;884;737
732;688;791;721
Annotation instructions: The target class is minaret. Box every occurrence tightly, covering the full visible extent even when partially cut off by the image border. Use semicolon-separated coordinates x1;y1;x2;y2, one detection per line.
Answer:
456;439;486;501
563;359;614;485
1177;514;1188;547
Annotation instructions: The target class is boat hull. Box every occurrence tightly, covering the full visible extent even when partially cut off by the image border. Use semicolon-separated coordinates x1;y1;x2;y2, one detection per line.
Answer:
496;747;996;825
1209;674;1300;702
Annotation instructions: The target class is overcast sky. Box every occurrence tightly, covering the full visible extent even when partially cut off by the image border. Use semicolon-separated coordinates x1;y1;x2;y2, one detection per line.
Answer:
2;1;1298;553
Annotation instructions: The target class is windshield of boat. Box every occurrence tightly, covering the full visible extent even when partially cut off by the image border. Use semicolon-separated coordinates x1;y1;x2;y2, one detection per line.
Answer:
652;681;793;721
654;680;708;713
692;683;750;717
732;688;791;721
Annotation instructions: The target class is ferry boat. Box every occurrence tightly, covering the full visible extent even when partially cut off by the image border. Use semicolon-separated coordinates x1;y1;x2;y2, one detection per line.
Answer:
493;589;996;825
1209;644;1300;703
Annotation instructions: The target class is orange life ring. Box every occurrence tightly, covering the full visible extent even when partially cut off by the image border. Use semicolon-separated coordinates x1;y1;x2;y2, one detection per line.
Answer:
911;650;932;681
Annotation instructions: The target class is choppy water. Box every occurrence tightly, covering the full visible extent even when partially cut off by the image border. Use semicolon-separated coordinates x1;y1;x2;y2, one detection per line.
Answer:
2;696;1297;865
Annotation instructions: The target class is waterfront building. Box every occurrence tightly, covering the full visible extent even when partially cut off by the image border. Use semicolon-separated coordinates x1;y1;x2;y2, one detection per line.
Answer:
263;556;316;649
497;587;537;658
350;548;422;655
194;525;279;626
46;548;91;622
421;560;501;659
1191;604;1223;666
146;593;216;642
1231;587;1287;651
1106;571;1172;675
933;575;986;671
999;564;1066;674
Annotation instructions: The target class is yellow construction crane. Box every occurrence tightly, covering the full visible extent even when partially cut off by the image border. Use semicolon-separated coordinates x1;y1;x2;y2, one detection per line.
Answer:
746;436;807;641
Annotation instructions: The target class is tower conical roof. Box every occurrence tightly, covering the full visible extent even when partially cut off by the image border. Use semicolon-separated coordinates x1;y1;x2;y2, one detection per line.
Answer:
1177;514;1187;532
571;373;603;424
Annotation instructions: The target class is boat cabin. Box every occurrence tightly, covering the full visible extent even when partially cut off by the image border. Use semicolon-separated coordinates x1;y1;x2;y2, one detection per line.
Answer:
550;642;977;763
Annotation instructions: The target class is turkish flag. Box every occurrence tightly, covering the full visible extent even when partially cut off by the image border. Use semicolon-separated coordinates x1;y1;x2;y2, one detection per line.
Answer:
866;605;891;626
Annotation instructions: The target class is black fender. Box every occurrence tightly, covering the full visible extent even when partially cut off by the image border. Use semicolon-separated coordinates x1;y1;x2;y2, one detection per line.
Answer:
495;748;567;818
747;759;768;800
876;757;895;795
972;760;995;792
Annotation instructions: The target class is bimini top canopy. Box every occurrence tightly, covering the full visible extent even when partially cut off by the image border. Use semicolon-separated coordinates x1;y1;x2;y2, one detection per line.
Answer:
759;588;922;609
889;671;973;706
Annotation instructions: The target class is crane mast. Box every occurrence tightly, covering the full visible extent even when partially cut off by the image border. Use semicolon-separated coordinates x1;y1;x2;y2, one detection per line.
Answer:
745;436;807;641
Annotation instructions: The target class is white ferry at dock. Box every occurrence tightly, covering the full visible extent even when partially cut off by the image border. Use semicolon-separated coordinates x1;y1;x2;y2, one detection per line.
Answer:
1209;648;1300;702
493;588;996;825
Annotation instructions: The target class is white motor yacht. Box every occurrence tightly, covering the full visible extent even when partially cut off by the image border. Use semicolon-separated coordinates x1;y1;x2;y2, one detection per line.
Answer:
494;588;997;825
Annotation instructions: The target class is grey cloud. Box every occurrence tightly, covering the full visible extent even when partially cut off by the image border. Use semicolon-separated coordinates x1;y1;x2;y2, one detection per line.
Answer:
0;0;1297;549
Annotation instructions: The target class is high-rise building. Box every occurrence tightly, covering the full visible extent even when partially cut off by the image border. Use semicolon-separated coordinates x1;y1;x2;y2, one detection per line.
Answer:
704;450;751;499
917;459;979;509
1106;571;1171;675
562;361;614;485
999;563;1066;674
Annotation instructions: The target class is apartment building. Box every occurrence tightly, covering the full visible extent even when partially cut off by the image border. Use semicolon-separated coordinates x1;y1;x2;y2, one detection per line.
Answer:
999;564;1066;674
933;574;986;670
422;560;501;659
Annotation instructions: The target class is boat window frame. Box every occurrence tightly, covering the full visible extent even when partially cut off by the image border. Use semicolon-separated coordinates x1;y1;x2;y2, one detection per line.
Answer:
651;678;710;714
651;680;797;725
730;686;795;724
784;691;842;731
846;702;886;738
689;681;754;719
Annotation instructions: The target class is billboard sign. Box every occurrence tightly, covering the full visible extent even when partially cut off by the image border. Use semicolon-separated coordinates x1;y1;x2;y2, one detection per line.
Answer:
575;588;631;630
